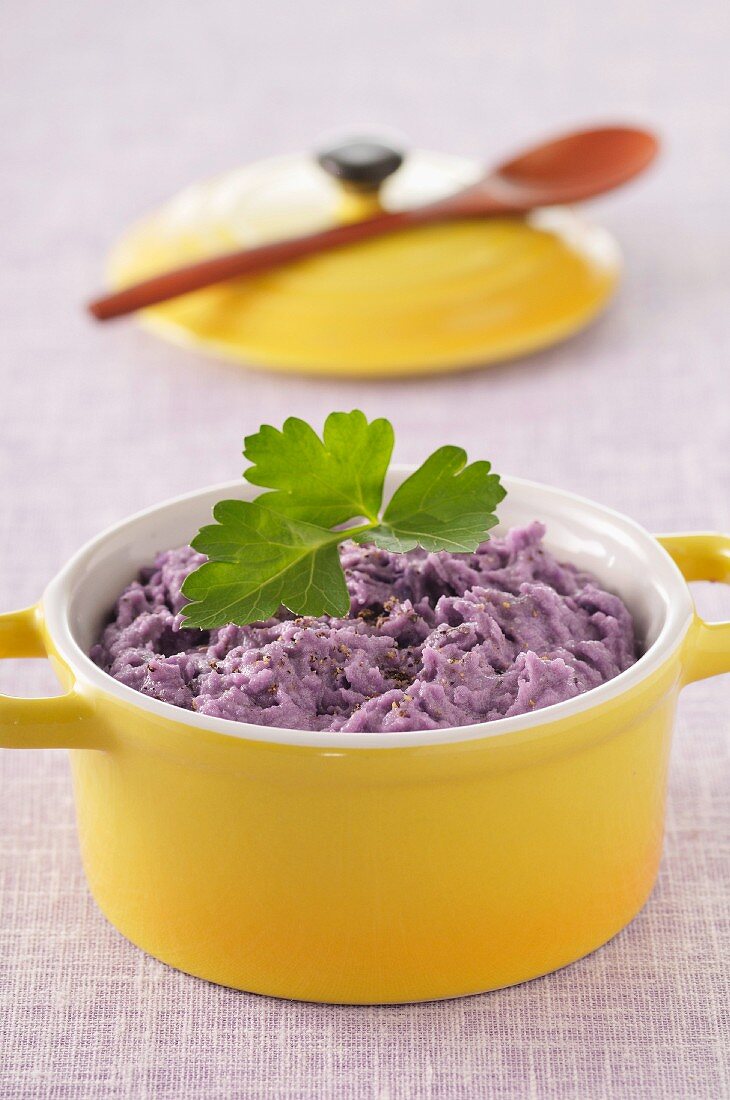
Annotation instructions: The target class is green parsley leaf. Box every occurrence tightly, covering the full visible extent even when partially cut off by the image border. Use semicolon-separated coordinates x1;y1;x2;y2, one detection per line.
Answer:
180;500;349;628
366;445;506;554
180;412;505;629
243;410;394;526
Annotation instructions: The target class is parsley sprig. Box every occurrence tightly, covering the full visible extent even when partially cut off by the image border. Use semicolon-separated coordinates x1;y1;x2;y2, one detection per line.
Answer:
180;411;505;628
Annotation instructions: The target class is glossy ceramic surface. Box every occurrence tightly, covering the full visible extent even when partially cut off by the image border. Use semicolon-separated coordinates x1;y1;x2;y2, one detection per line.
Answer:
107;152;621;376
2;475;728;1003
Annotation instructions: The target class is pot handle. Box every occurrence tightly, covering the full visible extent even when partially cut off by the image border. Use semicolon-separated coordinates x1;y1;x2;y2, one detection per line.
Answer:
657;533;730;683
0;606;104;749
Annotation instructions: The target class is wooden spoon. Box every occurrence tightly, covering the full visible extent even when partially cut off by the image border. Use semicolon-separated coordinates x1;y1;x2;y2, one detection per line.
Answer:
88;125;658;321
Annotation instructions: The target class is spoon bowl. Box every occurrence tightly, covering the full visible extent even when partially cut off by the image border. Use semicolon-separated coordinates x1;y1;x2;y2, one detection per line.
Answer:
484;125;660;207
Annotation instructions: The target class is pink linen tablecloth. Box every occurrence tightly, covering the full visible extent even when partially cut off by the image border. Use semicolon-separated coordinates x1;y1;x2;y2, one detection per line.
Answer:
1;1;729;1096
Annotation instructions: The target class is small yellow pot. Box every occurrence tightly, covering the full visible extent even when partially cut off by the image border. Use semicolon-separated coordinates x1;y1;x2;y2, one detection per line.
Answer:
1;475;729;1004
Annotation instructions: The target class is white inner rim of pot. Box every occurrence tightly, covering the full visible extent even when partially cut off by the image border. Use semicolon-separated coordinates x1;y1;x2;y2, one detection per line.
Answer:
44;473;694;749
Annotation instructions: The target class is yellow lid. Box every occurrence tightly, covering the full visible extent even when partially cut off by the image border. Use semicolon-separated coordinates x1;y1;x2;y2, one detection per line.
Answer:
108;148;621;377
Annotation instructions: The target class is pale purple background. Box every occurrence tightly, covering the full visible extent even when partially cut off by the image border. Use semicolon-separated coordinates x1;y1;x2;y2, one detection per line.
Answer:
1;1;729;1097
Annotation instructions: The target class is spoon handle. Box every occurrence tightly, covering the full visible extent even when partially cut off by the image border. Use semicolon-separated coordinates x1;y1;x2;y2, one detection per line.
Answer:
88;203;462;321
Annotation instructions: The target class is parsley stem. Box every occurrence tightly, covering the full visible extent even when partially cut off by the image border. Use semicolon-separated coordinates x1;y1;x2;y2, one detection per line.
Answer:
337;521;377;541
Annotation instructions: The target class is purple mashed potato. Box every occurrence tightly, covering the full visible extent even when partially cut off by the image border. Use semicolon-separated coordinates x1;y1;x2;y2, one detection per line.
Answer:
91;523;638;733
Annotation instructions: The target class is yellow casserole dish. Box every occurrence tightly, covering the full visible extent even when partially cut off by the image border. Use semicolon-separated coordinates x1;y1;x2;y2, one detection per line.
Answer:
1;472;728;1003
